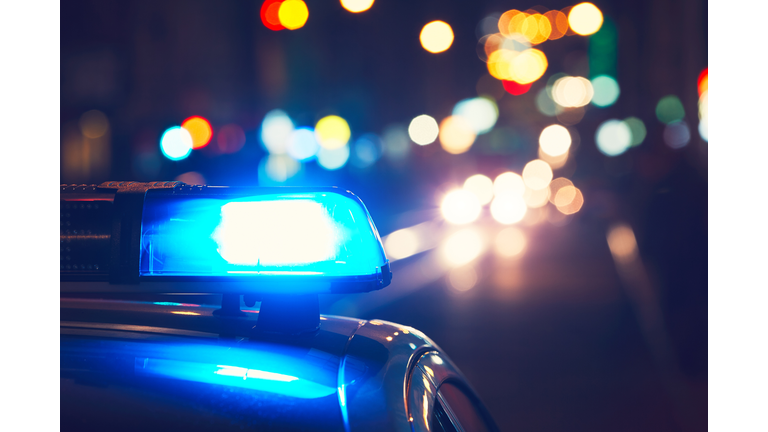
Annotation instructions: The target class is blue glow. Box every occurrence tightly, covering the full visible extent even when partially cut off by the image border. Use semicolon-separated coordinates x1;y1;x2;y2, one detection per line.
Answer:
452;97;498;135
160;126;193;161
130;342;337;399
351;134;382;168
139;189;389;287
287;127;319;161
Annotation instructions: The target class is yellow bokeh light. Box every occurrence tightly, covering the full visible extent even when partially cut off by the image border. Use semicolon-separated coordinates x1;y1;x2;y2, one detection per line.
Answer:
420;20;454;53
553;76;594;107
170;311;200;316
556;187;584;215
568;2;603;36
538;147;569;170
384;227;419;261
544;10;568;40
340;0;374;13
522;159;553;190
314;115;351;149
278;0;309;30
494;172;526;196
548;177;574;204
442;228;484;266
463;174;494;205
539;124;571;157
448;266;478;291
490;193;527;224
441;189;481;224
521;14;551;44
524;186;550;208
439;116;476;154
495;227;527;258
510;49;548;84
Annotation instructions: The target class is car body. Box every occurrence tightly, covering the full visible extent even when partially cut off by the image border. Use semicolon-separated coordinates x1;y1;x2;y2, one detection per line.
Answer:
61;296;499;432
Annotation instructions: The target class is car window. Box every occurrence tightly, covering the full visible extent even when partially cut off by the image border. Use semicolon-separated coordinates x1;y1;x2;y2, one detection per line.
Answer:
432;382;492;432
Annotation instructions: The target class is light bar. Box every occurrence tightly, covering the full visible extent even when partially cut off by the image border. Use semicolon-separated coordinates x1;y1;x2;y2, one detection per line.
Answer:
60;182;391;294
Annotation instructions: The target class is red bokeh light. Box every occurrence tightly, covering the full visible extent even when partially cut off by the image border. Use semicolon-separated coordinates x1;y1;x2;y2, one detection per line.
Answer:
502;80;532;96
217;124;246;154
260;0;285;31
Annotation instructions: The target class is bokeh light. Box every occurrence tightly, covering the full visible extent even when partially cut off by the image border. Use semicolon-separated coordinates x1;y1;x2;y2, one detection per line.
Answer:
502;80;532;95
315;115;351;149
548;177;574;204
663;121;691;149
175;171;206;185
439;116;476;154
498;10;524;37
624;117;646;147
595;119;631;156
521;14;551;44
452;97;498;135
494;172;526;196
260;0;285;31
522;159;553;190
340;0;374;13
544;10;568;40
523;186;550;208
260;109;294;154
697;68;708;96
568;3;603;36
539;124;571;157
260;154;300;183
317;144;350;170
382;124;410;161
442;228;484;267
698;91;708;142
384;227;419;261
278;0;309;30
556;186;584;215
79;110;109;139
538;147;569;170
590;75;620;107
536;87;560;116
286;127;319;161
351;134;383;168
420;21;454;54
408;114;439;145
487;48;548;84
181;116;213;149
160;126;193;161
655;95;685;124
553;76;593;107
448;266;478;292
463;174;494;205
490;194;527;224
441;189;481;224
217;124;246;154
495;227;527;258
477;13;502;38
606;223;638;263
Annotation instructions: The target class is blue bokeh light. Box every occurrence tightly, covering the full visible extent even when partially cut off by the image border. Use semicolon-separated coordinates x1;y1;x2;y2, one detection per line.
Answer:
160;126;193;161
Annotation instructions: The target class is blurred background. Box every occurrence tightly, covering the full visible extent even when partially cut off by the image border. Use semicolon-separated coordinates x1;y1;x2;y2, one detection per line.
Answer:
61;0;707;430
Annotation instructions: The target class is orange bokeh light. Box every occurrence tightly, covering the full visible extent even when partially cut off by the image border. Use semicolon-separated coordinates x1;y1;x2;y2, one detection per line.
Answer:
181;116;213;149
698;68;708;96
544;10;568;40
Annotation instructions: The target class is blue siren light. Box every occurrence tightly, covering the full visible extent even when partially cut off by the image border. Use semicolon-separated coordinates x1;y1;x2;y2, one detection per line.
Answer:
138;187;391;292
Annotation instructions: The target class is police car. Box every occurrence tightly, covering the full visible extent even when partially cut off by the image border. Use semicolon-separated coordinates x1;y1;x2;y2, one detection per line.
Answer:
61;182;499;432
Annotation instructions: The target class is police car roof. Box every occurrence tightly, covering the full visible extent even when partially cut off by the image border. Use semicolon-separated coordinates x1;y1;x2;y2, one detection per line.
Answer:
61;298;439;432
